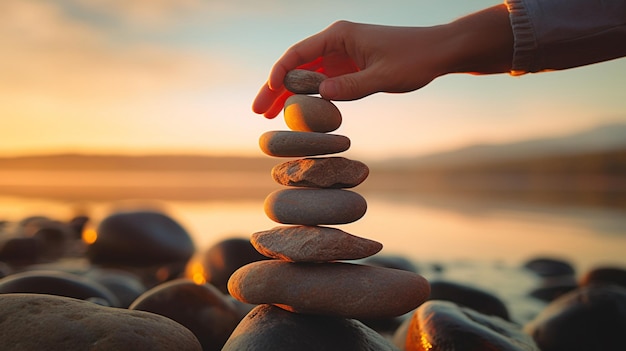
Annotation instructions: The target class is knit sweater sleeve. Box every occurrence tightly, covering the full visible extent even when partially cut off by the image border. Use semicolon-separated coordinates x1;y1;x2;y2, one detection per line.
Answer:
504;0;626;75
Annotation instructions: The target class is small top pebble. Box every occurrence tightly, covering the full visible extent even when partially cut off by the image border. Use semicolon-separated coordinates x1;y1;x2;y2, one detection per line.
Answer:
284;69;328;95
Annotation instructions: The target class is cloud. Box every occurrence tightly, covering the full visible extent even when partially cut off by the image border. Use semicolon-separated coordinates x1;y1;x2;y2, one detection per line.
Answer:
0;0;243;104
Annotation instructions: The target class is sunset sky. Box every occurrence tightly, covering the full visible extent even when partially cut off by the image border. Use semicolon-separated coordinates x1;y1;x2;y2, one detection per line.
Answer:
2;0;625;161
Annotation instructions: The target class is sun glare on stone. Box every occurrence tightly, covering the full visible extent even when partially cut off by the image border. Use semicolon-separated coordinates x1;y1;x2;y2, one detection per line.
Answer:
186;260;207;285
82;228;98;245
420;332;433;350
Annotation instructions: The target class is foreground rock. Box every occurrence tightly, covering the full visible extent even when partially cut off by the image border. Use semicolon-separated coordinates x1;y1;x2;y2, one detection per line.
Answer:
0;294;201;351
228;260;430;319
264;189;367;225
130;279;240;351
400;300;538;351
222;304;399;351
259;131;350;157
251;226;382;262
271;157;369;188
524;285;626;351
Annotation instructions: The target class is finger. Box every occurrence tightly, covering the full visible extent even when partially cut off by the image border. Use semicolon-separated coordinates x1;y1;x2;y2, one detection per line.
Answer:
264;91;292;118
320;68;381;101
268;31;332;90
252;84;279;115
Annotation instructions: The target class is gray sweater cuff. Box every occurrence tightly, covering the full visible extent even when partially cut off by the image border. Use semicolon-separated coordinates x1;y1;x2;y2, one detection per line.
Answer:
505;0;536;75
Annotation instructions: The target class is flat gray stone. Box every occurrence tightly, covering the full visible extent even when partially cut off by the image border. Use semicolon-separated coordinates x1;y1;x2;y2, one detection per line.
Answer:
251;225;382;262
259;131;350;157
272;157;369;188
284;95;342;133
284;69;327;95
228;260;430;319
264;189;367;225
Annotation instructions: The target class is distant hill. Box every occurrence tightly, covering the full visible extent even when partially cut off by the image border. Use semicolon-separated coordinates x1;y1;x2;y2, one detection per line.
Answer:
375;122;626;170
0;123;624;206
0;154;277;172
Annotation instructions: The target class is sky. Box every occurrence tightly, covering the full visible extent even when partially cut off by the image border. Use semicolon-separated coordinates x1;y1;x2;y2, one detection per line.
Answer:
1;0;625;161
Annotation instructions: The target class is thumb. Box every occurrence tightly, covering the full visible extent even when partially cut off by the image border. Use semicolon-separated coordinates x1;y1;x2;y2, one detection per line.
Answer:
319;70;379;101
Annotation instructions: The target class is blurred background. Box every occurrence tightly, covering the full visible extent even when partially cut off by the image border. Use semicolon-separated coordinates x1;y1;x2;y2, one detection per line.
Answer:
1;0;625;276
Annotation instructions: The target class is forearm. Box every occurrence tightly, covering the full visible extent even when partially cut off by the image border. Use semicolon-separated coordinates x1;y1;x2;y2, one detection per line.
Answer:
442;4;514;75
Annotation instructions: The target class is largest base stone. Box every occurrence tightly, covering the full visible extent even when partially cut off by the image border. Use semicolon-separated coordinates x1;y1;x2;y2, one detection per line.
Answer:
228;260;430;319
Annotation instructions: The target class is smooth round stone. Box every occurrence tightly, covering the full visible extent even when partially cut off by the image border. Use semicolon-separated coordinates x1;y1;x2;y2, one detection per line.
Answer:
259;131;350;157
251;225;382;262
87;210;195;267
524;285;626;351
264;189;367;225
402;300;537;351
523;257;575;277
284;95;342;133
272;157;369;188
228;260;430;319
222;304;398;351
0;294;202;351
283;69;327;94
201;238;269;294
130;279;240;351
0;270;120;307
427;280;510;321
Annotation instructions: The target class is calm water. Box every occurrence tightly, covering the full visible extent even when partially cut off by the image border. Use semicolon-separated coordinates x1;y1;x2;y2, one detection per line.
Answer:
1;170;624;323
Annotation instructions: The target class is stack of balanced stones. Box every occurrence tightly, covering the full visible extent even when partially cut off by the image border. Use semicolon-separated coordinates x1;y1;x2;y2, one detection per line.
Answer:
227;69;430;329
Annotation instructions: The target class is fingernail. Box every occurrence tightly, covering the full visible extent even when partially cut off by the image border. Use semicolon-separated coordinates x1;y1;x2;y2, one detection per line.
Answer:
320;80;337;99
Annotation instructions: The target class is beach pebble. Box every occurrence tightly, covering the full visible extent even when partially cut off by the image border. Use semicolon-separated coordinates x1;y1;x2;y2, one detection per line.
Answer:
264;189;367;225
579;266;626;288
222;304;398;351
0;237;42;265
524;285;626;351
528;275;578;302
0;293;202;351
523;257;575;277
87;210;195;267
18;216;72;261
259;131;350;157
284;95;342;133
228;260;430;319
85;268;147;308
251;225;382;262
0;270;120;307
284;69;327;94
201;237;269;294
401;300;538;351
272;157;369;188
130;279;240;351
428;280;510;321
